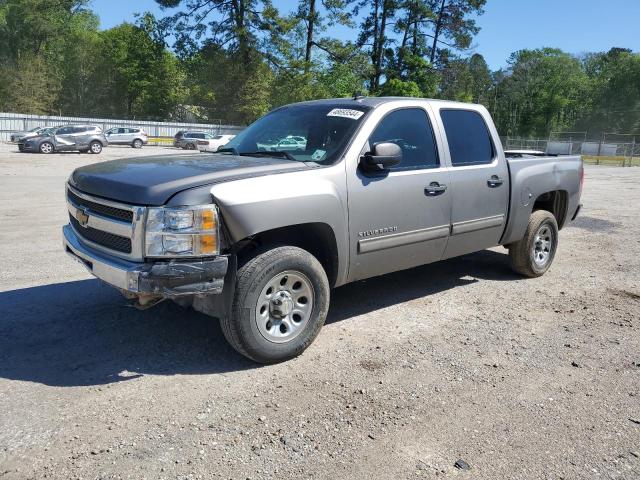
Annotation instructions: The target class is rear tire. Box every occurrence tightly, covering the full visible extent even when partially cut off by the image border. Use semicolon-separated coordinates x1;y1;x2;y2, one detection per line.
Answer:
220;246;330;364
89;141;102;154
509;210;558;277
132;139;143;149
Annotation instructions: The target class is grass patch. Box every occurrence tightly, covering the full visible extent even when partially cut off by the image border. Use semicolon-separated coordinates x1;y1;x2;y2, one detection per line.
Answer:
582;155;640;167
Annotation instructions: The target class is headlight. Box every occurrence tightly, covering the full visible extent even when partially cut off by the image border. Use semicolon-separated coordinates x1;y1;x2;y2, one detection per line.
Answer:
145;206;219;258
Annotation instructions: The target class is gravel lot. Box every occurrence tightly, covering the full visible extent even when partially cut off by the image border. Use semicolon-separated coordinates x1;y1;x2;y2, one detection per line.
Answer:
0;142;638;480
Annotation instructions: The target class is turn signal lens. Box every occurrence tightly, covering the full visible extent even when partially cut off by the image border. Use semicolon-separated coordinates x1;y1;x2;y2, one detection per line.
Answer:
201;209;215;230
198;234;217;254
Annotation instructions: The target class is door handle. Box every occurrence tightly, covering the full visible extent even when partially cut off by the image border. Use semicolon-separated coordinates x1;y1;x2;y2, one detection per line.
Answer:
425;182;447;196
487;175;504;188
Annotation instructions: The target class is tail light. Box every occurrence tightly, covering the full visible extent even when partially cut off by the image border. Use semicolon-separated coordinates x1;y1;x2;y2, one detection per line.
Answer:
197;140;208;146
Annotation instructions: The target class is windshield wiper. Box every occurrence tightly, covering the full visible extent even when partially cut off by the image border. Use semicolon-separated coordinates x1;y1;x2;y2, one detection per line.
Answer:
240;151;297;161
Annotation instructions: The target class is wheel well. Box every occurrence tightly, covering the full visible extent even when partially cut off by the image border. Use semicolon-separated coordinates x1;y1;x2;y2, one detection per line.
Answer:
233;223;339;287
532;190;568;229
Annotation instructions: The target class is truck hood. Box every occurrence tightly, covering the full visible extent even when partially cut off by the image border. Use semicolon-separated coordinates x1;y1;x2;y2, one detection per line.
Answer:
70;153;309;205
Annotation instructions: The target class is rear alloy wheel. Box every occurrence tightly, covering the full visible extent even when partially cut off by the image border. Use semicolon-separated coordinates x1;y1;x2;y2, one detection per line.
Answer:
39;142;54;154
89;141;103;154
132;139;143;149
509;210;559;277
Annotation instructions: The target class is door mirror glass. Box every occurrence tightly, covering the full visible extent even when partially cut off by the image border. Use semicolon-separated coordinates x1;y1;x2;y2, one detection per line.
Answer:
361;142;403;170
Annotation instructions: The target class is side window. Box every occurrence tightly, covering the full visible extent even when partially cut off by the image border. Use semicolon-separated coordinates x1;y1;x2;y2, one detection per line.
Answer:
368;108;439;170
440;109;494;166
57;127;72;135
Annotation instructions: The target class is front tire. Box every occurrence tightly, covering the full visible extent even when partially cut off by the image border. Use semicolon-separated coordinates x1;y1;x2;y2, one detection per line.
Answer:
221;246;330;363
509;210;558;277
39;142;54;154
89;141;102;154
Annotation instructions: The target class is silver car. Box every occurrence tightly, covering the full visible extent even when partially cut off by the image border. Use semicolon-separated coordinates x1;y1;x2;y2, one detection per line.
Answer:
105;127;148;148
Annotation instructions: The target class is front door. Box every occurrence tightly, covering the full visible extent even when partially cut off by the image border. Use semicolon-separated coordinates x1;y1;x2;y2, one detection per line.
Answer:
435;107;510;259
347;106;452;282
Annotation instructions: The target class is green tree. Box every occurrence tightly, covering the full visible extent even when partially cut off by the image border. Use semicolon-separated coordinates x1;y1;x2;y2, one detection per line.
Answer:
576;48;640;134
425;0;485;65
96;22;184;119
356;0;399;92
492;48;590;137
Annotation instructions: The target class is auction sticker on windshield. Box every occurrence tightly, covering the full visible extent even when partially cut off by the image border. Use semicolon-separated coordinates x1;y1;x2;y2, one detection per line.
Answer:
327;108;365;120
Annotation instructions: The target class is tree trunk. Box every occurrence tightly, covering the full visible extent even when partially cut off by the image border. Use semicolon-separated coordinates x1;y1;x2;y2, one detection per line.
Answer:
397;20;410;75
430;0;446;64
372;0;390;91
304;0;316;71
369;0;380;90
232;0;249;62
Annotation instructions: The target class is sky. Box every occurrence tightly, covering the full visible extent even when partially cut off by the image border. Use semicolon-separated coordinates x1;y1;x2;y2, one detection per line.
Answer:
92;0;640;70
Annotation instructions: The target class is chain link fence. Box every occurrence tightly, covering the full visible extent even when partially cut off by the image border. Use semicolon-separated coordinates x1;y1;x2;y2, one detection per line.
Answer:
502;134;640;166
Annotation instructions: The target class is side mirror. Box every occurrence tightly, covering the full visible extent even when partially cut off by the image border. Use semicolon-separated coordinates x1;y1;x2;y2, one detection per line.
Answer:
361;142;402;170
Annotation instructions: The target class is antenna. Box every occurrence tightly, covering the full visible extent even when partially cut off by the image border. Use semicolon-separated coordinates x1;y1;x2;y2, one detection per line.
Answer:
353;92;365;100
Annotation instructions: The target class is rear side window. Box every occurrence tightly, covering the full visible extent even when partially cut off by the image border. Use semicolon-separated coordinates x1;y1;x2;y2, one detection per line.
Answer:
368;108;439;170
440;110;494;166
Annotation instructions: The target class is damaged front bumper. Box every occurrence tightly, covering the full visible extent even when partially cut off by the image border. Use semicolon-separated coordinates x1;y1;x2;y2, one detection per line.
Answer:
63;224;228;297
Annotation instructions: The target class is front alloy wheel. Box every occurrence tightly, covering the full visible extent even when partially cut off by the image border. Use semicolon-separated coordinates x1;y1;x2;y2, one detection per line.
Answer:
39;142;53;154
255;270;314;344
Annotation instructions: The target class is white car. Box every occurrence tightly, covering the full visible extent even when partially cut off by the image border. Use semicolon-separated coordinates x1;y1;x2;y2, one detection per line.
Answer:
196;134;236;152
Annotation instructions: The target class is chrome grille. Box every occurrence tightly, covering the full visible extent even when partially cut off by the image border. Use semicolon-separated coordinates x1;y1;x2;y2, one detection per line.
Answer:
69;214;132;253
66;184;146;261
67;189;133;223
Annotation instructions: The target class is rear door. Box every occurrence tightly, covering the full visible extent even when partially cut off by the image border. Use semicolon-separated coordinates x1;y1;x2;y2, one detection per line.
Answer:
74;127;93;149
434;107;510;259
347;105;452;282
123;128;137;144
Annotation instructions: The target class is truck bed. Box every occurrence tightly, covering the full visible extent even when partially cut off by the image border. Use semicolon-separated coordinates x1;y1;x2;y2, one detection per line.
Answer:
500;155;583;245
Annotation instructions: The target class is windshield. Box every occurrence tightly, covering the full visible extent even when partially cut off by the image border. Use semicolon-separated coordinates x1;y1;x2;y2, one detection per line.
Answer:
222;103;371;164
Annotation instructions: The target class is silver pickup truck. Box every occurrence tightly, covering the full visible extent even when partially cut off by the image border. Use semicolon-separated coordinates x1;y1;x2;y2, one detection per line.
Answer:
63;97;583;363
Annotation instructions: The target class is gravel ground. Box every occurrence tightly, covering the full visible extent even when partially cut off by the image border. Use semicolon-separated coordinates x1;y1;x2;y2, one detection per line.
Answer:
0;143;638;480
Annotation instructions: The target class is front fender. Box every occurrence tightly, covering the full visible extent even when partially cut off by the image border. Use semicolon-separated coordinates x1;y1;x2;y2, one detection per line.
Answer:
210;166;350;285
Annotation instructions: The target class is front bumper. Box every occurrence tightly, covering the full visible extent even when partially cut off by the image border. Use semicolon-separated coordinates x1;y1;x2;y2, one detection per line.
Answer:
18;143;38;152
63;224;228;297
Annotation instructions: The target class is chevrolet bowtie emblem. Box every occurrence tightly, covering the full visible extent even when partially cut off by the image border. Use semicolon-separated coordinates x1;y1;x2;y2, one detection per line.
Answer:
76;207;89;227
